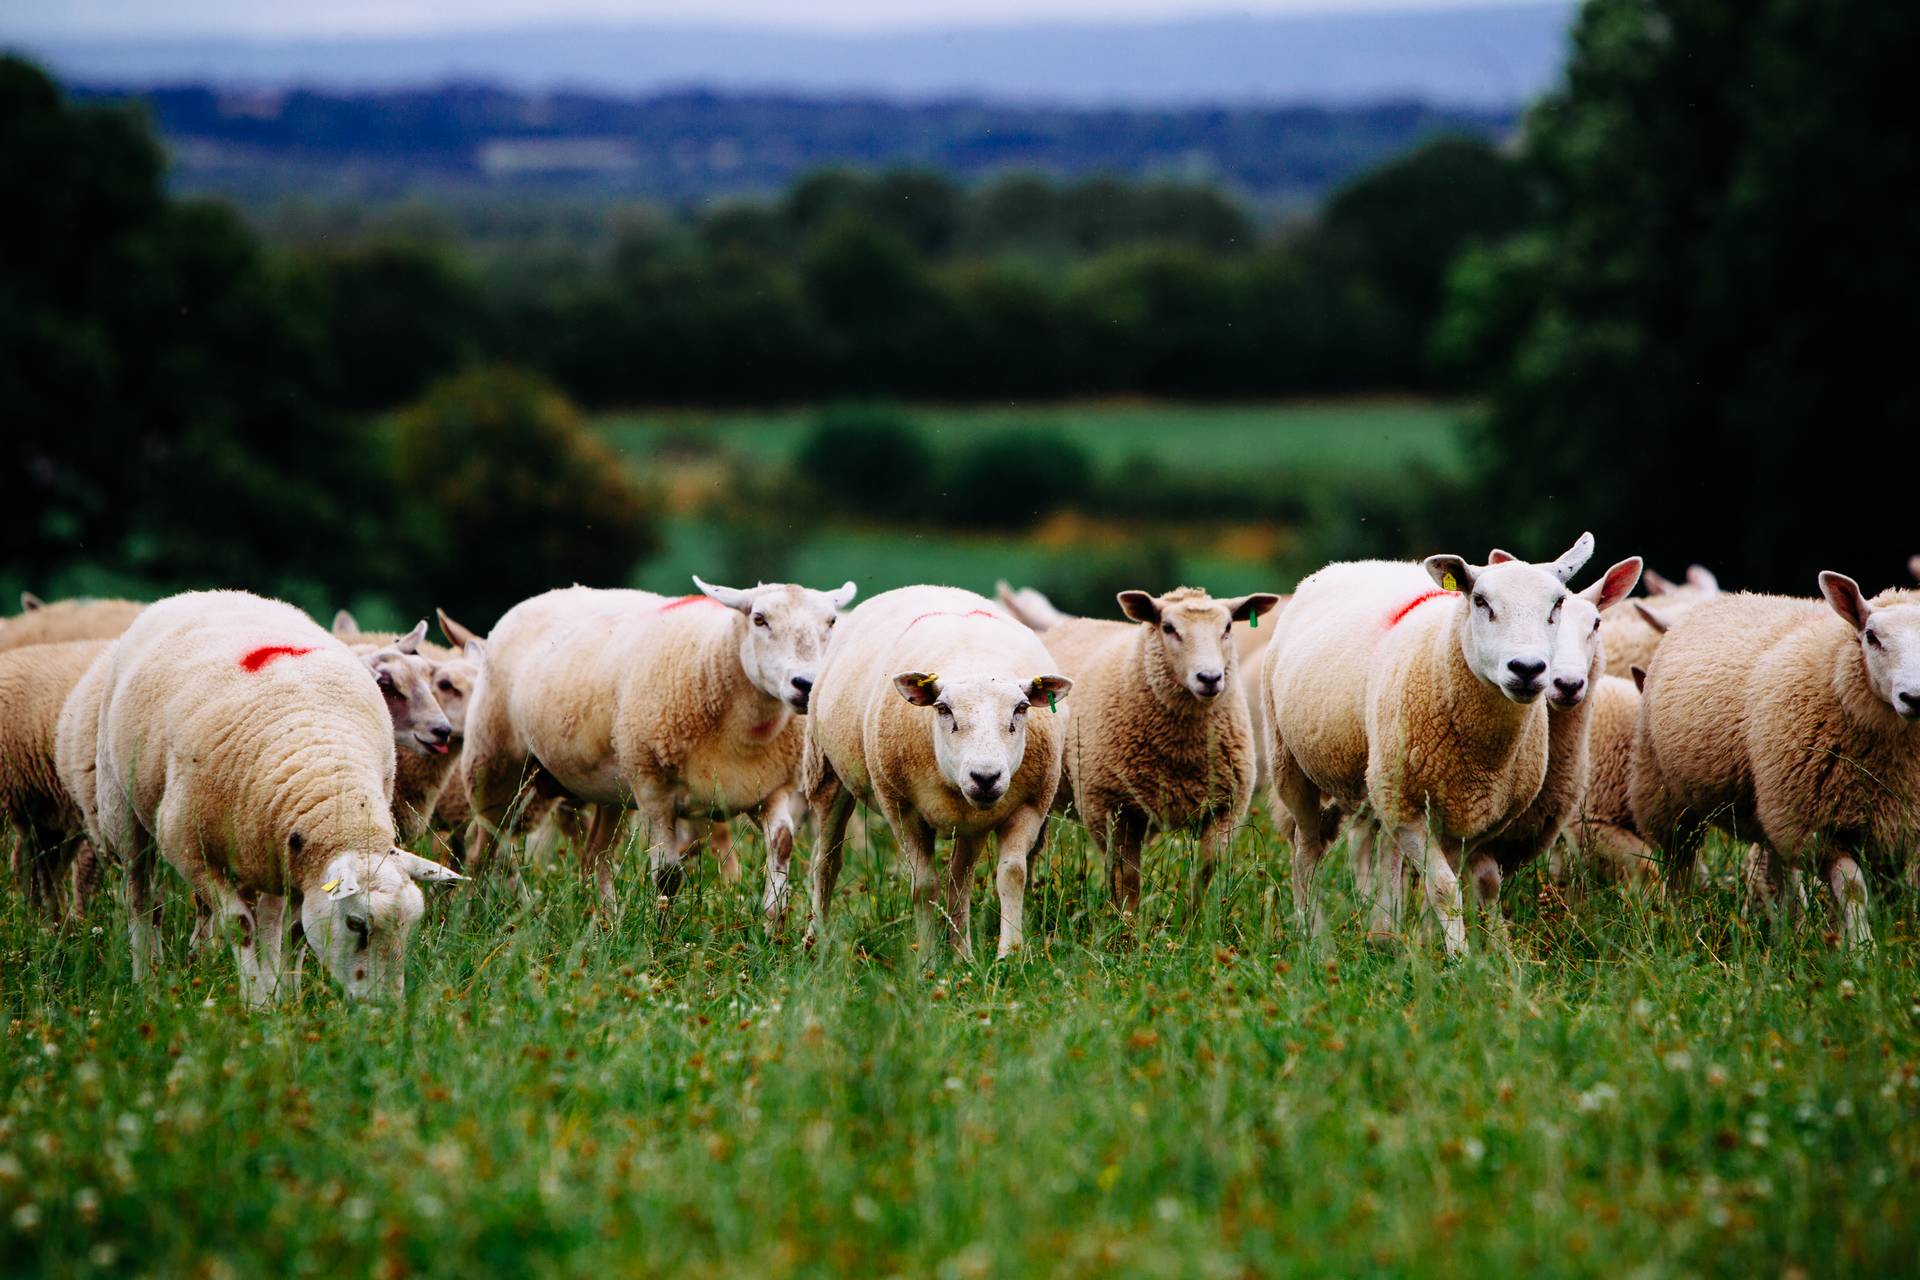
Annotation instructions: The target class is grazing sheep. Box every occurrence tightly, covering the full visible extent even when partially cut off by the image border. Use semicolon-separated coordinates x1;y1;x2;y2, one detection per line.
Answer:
1466;552;1643;883
1630;574;1920;947
1264;533;1595;956
56;590;460;1004
803;586;1071;957
463;576;854;917
332;612;474;842
1036;587;1281;914
0;640;109;916
0;595;143;654
1600;564;1717;680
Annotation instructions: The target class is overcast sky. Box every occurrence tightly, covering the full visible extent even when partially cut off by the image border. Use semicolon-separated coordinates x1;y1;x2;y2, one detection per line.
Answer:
12;0;1564;38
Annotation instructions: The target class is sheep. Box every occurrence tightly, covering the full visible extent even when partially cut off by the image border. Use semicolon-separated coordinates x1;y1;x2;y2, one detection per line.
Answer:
1629;574;1920;947
1033;586;1281;914
1557;669;1660;887
0;640;110;916
462;576;855;918
802;585;1071;958
0;594;143;654
331;611;474;843
1600;564;1717;680
1263;533;1596;956
1464;552;1644;887
998;579;1288;791
54;590;461;1004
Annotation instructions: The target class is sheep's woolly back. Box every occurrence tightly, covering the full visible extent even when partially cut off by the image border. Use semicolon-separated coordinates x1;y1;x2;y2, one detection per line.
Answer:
1600;582;1715;679
472;587;799;816
0;599;143;654
1042;613;1254;827
81;591;396;894
1263;560;1447;813
807;585;1063;832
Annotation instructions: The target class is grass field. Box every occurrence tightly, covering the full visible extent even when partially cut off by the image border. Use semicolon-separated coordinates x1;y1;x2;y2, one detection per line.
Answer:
4;820;1916;1278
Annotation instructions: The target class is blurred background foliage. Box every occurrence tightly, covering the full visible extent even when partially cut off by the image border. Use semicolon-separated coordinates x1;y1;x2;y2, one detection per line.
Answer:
4;0;1914;628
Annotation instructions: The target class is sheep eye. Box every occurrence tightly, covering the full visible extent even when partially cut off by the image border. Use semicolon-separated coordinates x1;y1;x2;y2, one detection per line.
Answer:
346;916;370;947
1591;618;1601;634
436;679;454;692
1161;623;1177;638
934;703;952;717
1866;631;1882;649
827;616;836;628
752;614;769;629
377;674;397;692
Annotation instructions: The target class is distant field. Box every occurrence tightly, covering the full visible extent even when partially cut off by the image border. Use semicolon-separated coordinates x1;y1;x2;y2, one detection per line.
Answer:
600;399;1471;479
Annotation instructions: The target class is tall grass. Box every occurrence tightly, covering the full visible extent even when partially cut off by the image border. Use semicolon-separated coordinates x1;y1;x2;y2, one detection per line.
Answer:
2;817;1916;1277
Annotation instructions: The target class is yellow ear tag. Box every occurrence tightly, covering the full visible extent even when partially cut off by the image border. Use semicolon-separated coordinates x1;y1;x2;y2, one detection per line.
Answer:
321;879;340;893
1442;572;1458;592
918;672;938;688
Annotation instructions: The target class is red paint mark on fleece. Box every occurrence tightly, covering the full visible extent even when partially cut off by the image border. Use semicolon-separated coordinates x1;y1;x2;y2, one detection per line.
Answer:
904;609;1006;632
1385;590;1459;629
240;645;315;672
660;595;725;612
747;717;782;738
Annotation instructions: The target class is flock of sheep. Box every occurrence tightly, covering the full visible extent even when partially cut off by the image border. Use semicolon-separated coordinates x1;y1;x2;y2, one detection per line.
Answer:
3;537;1918;1005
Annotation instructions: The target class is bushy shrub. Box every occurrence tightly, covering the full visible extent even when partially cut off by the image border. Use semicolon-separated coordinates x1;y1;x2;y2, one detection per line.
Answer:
939;426;1094;531
393;367;658;626
794;404;938;522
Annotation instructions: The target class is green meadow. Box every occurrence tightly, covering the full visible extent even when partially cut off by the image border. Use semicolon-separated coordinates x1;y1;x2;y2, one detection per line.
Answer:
4;820;1916;1278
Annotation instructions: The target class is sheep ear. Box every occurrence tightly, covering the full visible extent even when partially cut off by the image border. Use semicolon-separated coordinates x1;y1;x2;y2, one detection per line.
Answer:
395;620;428;655
825;580;857;609
436;607;480;650
1633;602;1671;634
1640;568;1679;596
1486;549;1518;565
1581;557;1643;613
1117;591;1161;624
1424;556;1475;593
1686;565;1719;594
331;609;360;638
1028;674;1071;707
20;592;44;611
693;575;755;612
1546;532;1596;584
462;638;487;663
1228;593;1284;623
1630;666;1648;692
391;849;463;885
1819;572;1872;631
1909;555;1920;585
893;672;942;707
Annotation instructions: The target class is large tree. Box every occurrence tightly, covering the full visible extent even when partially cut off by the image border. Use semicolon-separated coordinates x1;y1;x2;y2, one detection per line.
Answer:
1446;0;1915;592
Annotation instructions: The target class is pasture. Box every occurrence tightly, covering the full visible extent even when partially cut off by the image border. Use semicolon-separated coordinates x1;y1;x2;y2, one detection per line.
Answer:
4;820;1916;1278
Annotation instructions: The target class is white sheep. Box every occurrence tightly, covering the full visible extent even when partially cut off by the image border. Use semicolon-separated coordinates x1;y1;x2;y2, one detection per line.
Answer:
0;640;110;916
54;590;460;1004
803;585;1071;957
1263;533;1596;955
1033;586;1281;914
1560;671;1659;886
1600;564;1717;679
1630;574;1920;946
462;576;854;918
0;594;143;654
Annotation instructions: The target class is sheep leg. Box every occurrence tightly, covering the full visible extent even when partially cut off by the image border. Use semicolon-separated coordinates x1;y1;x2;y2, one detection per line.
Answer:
885;809;941;956
1352;815;1404;943
708;819;743;884
757;788;802;934
1400;822;1466;959
578;803;627;913
1274;758;1329;943
1193;812;1233;911
1822;852;1873;950
993;807;1045;958
122;837;164;982
237;892;289;1009
1464;849;1512;955
1581;822;1658;891
803;770;854;950
1103;809;1147;919
944;830;985;961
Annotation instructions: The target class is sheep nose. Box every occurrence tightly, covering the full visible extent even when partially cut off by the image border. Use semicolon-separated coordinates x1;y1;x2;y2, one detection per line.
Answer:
1194;670;1224;695
1507;658;1547;682
968;768;1003;792
790;675;814;694
429;723;452;743
1900;690;1920;713
1553;677;1586;701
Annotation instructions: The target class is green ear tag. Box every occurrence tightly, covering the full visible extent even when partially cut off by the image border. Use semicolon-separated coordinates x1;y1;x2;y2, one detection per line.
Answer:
1249;612;1258;628
1048;691;1057;712
1442;572;1458;592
